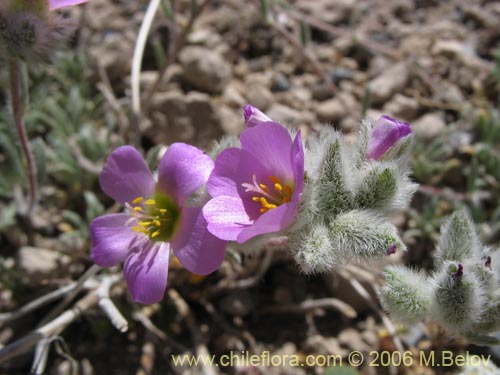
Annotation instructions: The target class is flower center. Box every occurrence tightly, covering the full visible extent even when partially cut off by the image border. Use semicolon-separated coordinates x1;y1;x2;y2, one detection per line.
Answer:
242;175;293;213
127;193;179;242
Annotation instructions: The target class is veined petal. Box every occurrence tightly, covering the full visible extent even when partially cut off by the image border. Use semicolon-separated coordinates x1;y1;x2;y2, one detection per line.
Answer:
49;0;88;10
90;213;136;267
240;122;294;181
99;146;155;205
207;148;270;200
158;143;214;206
206;148;241;198
237;201;298;243
367;116;412;160
244;104;273;128
171;206;226;275
290;131;304;202
124;241;170;304
203;196;253;241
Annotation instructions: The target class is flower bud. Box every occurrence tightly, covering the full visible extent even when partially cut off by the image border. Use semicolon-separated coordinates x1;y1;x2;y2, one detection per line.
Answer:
381;266;431;323
436;209;481;263
430;261;486;334
367;115;411;160
314;138;353;218
291;224;338;274
328;209;406;262
354;164;398;210
243;104;273;128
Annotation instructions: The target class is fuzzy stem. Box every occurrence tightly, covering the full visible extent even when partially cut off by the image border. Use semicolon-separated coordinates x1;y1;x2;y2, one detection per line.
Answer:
9;58;37;215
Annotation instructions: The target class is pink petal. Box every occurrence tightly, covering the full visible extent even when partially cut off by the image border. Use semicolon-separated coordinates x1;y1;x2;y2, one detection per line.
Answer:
124;241;170;304
157;143;214;206
367;116;412;160
240;122;294;181
237;202;298;243
243;104;273;128
290;131;305;202
49;0;88;11
203;196;254;241
171;206;226;275
99;146;155;205
90;213;136;267
207;148;269;200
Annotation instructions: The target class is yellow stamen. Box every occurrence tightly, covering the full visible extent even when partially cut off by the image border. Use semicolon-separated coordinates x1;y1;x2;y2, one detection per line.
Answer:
128;194;177;241
259;197;277;210
244;174;294;214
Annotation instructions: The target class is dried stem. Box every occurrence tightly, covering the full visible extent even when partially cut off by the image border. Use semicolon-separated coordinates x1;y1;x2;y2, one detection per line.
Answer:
0;275;125;364
97;275;128;332
9;59;37;216
131;0;162;148
38;264;101;327
0;292;97;363
31;338;51;375
0;279;98;327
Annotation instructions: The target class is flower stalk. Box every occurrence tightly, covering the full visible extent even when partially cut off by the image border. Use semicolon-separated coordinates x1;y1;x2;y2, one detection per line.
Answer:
9;58;37;215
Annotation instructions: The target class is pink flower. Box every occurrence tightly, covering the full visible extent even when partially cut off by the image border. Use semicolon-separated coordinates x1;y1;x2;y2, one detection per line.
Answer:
243;104;273;128
367;115;412;160
90;145;226;304
203;121;304;243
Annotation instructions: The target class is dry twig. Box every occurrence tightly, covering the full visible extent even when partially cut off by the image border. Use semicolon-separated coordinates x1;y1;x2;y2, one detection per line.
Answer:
0;275;126;364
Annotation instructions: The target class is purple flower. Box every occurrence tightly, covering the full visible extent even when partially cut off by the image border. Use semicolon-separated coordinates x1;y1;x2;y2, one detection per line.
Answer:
244;104;273;128
90;144;226;304
367;115;412;160
49;0;88;11
203;122;304;244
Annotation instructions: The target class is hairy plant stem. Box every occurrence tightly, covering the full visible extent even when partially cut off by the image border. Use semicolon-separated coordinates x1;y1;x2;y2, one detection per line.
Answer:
9;59;37;216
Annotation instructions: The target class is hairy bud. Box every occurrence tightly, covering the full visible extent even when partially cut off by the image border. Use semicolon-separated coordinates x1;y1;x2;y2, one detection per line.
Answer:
381;266;431;323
